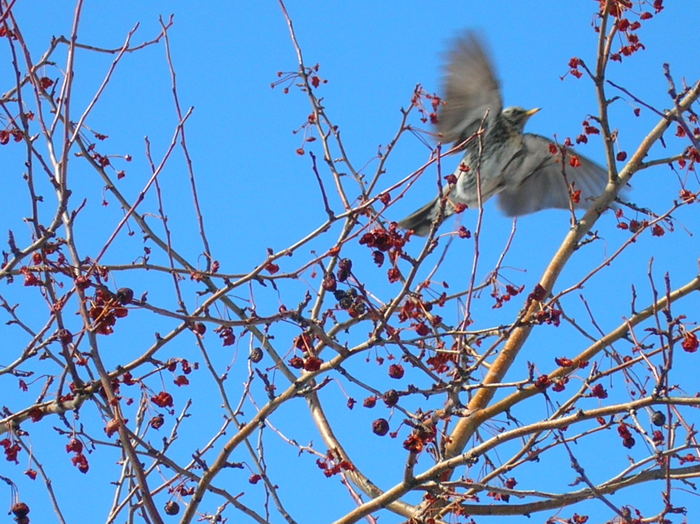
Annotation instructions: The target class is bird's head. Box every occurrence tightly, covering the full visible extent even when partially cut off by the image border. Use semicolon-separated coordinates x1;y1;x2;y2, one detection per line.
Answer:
501;106;540;132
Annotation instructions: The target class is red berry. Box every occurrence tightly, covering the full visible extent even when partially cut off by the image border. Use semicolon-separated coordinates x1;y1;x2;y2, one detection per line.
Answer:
388;364;404;379
322;273;337;291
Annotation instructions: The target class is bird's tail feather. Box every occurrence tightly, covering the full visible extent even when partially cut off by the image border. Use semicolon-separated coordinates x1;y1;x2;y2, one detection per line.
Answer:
397;198;446;236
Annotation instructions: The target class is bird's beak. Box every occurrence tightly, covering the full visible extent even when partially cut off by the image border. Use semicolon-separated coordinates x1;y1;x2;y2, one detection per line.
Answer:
525;107;541;117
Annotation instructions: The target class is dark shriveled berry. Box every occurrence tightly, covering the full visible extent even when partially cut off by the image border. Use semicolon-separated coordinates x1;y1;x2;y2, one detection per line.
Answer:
116;287;134;305
164;500;180;515
651;410;666;427
58;328;73;344
338;258;352;272
12;502;30;518
383;389;399;407
249;347;263;363
350;299;367;315
372;418;389;436
337;258;352;281
338;296;354;310
95;285;114;301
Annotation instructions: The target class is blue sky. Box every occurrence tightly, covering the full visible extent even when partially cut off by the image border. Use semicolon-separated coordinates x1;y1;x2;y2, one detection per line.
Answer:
2;1;700;523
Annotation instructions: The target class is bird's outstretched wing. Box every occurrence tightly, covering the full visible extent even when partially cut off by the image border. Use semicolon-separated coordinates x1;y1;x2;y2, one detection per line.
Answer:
396;197;444;237
437;32;503;145
497;134;611;216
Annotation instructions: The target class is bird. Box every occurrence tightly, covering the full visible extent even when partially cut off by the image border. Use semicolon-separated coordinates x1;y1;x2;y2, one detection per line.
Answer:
397;32;613;236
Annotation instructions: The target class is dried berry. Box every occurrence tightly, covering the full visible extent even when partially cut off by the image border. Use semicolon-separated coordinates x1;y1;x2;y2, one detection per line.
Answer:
94;285;114;302
618;422;636;449
66;438;83;454
164;500;180;515
534;375;551;390
75;275;91;289
372;418;389;436
322;272;337;292
58;328;73;344
289;356;304;369
363;396;377;408
116;287;134;305
590;384;608;399
114;307;128;318
11;502;29;518
249;347;263;363
303;356;322;371
387;267;402;283
415;323;430;336
682;332;698;353
216;326;235;346
150;414;164;430
349;298;367;315
338;295;354;310
337;258;352;281
388;364;404;379
383;389;399;407
151;391;174;408
249;473;262;484
651;410;666;427
296;334;315;353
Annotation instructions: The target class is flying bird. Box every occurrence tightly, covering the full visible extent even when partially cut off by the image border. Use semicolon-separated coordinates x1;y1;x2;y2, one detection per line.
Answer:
398;32;613;236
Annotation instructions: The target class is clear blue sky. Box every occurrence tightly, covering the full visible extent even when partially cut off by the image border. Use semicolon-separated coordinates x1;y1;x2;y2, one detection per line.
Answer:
3;1;700;523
